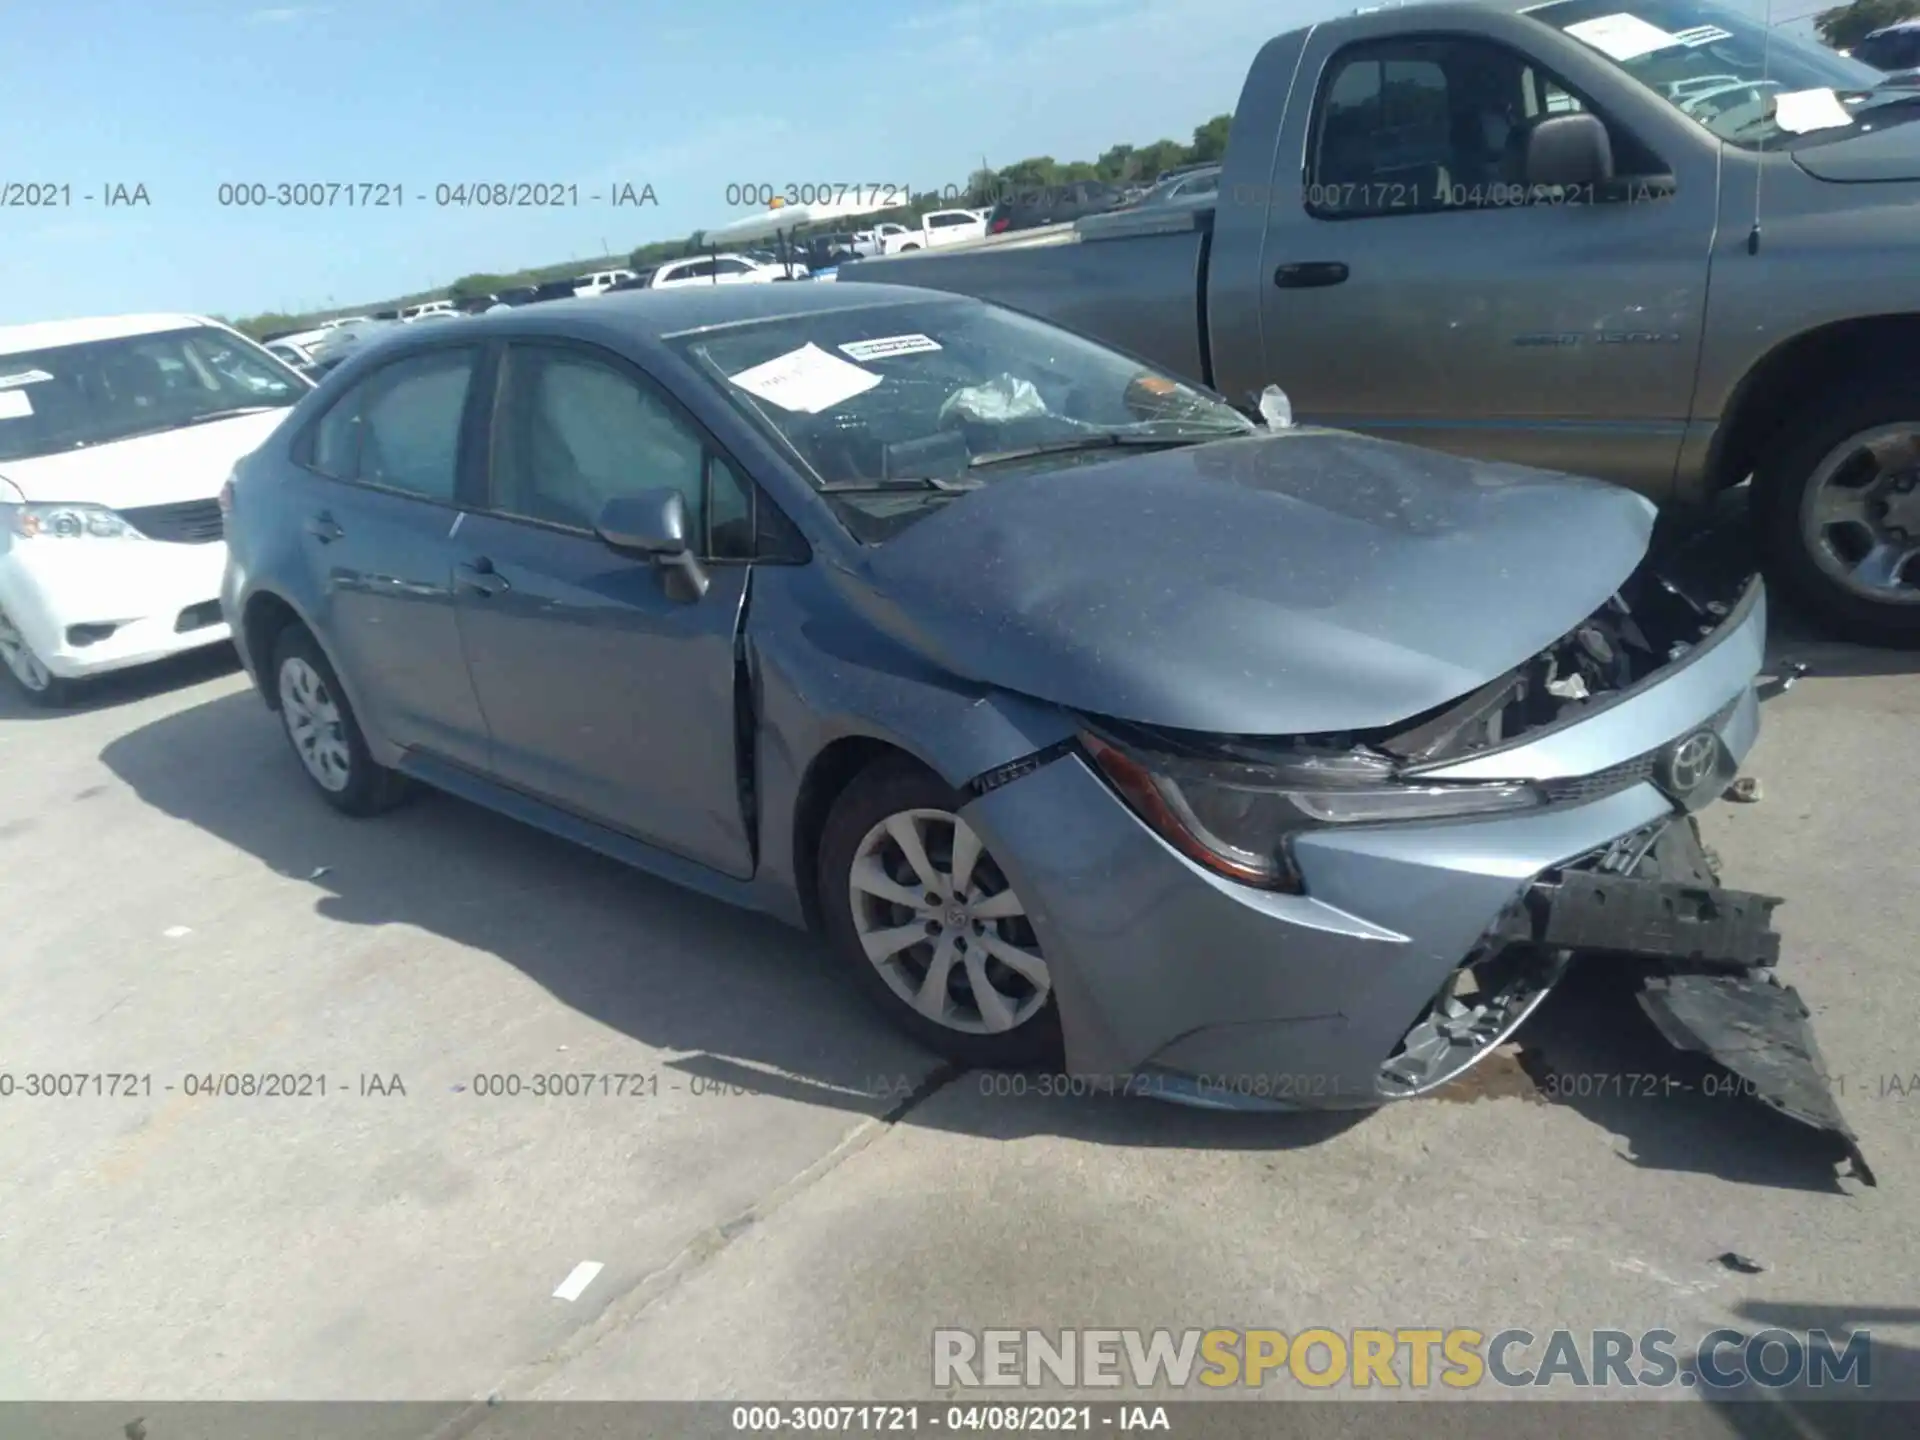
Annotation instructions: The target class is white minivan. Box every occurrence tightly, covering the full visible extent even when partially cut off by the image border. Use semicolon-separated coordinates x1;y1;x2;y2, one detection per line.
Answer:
0;313;310;706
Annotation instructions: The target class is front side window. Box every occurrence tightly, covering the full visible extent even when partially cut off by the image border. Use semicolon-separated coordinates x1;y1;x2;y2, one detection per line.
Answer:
0;324;308;463
489;346;707;535
1532;0;1894;145
666;296;1256;544
1307;36;1664;217
304;347;476;500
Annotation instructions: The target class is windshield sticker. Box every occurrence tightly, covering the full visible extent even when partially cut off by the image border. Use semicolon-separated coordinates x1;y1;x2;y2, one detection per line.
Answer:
0;368;55;389
1671;24;1733;45
1564;14;1684;61
838;334;943;362
727;343;881;414
0;389;34;419
1773;87;1854;134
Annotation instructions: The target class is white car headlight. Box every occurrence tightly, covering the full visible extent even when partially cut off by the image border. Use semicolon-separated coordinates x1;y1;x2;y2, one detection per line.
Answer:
1082;730;1542;892
4;502;146;540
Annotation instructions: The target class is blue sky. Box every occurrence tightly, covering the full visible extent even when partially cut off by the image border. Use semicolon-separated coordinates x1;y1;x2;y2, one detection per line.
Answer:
3;0;1819;324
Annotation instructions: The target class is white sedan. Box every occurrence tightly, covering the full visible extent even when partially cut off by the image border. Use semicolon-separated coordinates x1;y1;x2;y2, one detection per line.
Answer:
647;253;806;288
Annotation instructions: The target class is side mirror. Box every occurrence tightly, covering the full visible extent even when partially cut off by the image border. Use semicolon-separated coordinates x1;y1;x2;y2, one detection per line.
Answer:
1523;113;1615;189
595;489;709;600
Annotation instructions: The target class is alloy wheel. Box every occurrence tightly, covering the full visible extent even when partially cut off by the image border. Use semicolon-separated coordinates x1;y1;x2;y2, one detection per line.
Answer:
0;606;53;693
278;656;353;792
1799;423;1920;606
846;808;1050;1036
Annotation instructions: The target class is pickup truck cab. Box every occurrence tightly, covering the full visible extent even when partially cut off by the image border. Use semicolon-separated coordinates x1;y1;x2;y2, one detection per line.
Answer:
848;0;1920;645
880;209;990;253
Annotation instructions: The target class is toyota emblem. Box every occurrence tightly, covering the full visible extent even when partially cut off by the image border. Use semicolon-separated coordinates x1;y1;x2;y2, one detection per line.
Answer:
1661;729;1720;795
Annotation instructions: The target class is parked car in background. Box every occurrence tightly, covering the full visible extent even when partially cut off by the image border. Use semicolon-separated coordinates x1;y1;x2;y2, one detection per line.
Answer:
879;209;989;253
0;313;310;705
850;223;912;256
1852;19;1920;74
216;281;1862;1172
526;279;585;305
320;315;372;329
850;0;1920;647
306;321;406;376
265;339;318;372
492;286;542;307
400;300;458;322
648;253;805;287
983;180;1122;234
574;269;638;297
1123;164;1222;209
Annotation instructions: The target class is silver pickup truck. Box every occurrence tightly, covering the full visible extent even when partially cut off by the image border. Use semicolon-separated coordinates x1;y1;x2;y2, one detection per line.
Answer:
844;0;1920;646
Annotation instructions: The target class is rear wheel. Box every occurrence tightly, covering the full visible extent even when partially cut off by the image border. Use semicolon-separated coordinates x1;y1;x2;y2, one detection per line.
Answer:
270;625;408;816
818;758;1062;1069
1755;381;1920;648
0;605;74;708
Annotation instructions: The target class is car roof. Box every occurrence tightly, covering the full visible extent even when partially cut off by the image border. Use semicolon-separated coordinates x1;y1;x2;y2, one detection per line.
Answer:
0;312;215;357
1867;18;1920;36
364;281;959;353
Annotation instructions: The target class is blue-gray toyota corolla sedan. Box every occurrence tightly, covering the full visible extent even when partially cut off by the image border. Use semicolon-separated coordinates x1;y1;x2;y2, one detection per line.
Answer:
219;282;1869;1176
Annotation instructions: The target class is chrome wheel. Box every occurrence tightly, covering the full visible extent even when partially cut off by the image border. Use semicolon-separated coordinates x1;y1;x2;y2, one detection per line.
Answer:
847;808;1049;1036
0;606;53;693
1377;945;1570;1098
278;656;352;792
1799;423;1920;605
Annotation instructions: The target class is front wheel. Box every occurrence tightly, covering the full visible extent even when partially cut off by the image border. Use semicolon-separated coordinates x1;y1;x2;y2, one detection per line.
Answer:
270;626;409;816
0;605;74;708
818;758;1062;1069
1755;383;1920;648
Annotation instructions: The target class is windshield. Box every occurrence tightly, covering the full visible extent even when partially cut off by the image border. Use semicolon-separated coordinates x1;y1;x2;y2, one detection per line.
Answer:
0;324;308;463
1534;0;1888;144
666;298;1257;541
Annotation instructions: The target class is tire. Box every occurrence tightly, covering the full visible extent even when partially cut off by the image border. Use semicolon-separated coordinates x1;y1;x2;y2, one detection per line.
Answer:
1753;378;1920;648
0;604;76;709
818;756;1063;1070
269;625;408;816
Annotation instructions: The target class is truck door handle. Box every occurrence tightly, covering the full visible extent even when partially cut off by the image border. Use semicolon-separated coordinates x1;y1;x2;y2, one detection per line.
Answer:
1274;262;1349;289
455;558;510;596
304;511;344;543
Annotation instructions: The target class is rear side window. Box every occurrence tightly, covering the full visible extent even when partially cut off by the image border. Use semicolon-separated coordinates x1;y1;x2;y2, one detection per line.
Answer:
300;347;478;501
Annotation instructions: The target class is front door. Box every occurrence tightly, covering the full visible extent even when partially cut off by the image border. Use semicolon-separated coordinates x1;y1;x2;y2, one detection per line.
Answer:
288;343;491;770
1257;23;1719;494
450;340;754;879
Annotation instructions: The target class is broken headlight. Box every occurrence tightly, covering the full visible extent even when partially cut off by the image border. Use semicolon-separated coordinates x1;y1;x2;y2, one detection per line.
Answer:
1081;731;1543;892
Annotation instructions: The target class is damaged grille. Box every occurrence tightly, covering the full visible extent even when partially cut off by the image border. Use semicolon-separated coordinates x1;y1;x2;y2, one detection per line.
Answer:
1540;753;1658;805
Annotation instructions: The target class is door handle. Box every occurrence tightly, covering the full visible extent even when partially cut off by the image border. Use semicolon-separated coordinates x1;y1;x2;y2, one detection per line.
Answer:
1273;262;1349;289
455;558;510;596
304;512;344;543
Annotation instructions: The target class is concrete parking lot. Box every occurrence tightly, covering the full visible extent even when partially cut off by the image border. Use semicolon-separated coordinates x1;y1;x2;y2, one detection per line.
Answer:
2;543;1916;1420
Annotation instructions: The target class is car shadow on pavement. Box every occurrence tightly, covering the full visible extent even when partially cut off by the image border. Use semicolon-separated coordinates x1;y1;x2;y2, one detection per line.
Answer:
1682;1303;1920;1434
0;643;242;721
96;687;1859;1178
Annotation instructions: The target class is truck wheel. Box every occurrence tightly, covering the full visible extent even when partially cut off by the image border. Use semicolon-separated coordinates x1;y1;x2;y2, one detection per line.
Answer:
1755;380;1920;648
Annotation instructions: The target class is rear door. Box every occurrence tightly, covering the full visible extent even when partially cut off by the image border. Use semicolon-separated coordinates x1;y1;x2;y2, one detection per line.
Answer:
1255;21;1718;493
448;339;756;877
282;344;492;769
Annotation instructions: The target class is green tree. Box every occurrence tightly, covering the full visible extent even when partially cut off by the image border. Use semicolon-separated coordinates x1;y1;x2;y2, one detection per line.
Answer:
1815;0;1918;47
1189;114;1233;163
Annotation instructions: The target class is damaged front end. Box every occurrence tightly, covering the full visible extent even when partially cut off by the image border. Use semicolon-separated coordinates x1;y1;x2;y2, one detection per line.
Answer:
1375;546;1873;1183
1083;541;1870;1179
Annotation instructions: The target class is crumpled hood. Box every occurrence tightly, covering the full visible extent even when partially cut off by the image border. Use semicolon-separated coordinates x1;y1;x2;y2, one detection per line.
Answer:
856;430;1656;735
0;408;290;507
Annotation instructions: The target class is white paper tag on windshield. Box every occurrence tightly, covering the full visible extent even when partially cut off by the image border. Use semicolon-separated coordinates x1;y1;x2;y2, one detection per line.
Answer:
1671;24;1733;45
0;368;54;389
728;343;881;414
1565;14;1682;61
1773;87;1854;134
0;389;34;418
839;334;942;362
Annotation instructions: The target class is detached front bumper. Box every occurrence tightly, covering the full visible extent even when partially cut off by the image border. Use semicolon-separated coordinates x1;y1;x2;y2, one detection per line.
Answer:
962;576;1869;1177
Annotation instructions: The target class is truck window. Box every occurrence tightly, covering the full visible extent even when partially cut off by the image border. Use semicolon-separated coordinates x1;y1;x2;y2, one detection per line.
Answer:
1307;37;1665;218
